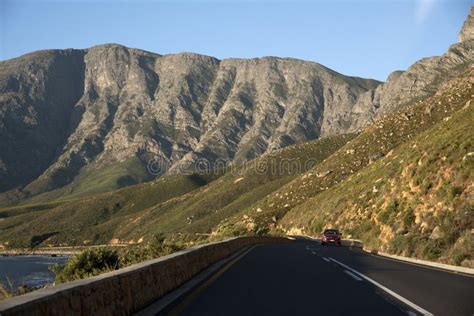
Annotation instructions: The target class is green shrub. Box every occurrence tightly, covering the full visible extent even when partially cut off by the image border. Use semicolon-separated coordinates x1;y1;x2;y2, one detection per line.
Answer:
119;234;184;266
422;239;445;260
388;234;419;256
437;211;460;245
52;248;119;283
378;199;399;224
403;208;415;228
453;253;469;266
347;220;372;237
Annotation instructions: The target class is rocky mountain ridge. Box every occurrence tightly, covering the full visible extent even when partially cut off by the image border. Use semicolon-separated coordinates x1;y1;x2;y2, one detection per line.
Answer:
1;46;381;203
0;7;473;205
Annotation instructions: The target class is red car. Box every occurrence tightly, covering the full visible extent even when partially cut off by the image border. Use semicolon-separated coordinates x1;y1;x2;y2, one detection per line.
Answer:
321;229;342;246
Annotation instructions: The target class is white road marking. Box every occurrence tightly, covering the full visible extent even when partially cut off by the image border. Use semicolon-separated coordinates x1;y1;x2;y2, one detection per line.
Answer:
344;269;363;281
311;251;317;254
328;258;433;316
322;257;331;262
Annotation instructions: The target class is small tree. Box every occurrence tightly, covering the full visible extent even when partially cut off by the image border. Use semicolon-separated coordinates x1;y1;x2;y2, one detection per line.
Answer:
52;248;119;283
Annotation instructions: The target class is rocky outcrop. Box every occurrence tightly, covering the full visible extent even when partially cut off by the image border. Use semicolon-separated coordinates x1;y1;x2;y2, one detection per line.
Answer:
459;6;474;42
349;7;474;131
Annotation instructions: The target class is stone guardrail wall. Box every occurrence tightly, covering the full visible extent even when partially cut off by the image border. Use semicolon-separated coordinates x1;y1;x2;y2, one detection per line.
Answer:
0;236;291;316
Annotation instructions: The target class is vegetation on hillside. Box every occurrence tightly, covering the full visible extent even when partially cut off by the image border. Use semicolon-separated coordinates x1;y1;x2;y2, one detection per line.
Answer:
281;102;473;266
214;69;473;266
0;133;352;248
0;171;225;248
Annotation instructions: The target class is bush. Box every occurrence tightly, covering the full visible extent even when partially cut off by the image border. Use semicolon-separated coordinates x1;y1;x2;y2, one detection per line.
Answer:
453;253;469;266
347;219;372;237
421;239;445;260
52;248;119;283
119;234;184;266
378;199;399;224
403;208;415;228
388;234;418;255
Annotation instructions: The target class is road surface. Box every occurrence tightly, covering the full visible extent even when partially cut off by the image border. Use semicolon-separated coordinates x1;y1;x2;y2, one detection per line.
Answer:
158;238;474;315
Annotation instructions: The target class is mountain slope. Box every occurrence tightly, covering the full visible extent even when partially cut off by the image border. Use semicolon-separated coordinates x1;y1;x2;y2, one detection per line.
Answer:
0;133;353;247
0;47;380;205
280;84;473;267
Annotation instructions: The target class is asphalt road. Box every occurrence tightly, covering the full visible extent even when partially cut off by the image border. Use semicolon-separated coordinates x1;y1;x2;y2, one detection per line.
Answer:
161;238;474;316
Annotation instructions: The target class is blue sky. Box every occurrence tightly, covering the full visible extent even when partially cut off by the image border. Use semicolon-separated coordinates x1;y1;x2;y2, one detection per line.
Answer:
0;0;471;81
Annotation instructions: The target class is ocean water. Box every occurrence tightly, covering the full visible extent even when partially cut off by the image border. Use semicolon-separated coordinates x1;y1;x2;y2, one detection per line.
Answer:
0;255;68;289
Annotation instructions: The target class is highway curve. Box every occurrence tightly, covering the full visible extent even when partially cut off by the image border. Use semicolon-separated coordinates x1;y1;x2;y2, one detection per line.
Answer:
160;238;474;315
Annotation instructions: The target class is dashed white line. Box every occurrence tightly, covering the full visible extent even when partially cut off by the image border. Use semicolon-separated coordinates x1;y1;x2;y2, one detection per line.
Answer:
344;269;363;281
322;257;330;262
328;257;433;316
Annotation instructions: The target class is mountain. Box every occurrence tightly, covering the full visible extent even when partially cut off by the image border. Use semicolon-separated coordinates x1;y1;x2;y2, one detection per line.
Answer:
0;47;381;205
2;10;473;206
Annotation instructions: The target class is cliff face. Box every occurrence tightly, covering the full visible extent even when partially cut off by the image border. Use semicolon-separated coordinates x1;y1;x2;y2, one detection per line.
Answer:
0;49;86;193
459;6;474;43
0;46;380;201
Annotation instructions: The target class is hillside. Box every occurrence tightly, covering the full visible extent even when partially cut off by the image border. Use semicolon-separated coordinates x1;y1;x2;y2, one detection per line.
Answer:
282;98;473;267
0;171;224;248
0;133;353;248
219;67;473;266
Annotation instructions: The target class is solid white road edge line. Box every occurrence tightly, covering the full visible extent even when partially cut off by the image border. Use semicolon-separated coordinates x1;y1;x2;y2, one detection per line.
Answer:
322;257;330;262
328;258;433;316
344;270;363;281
